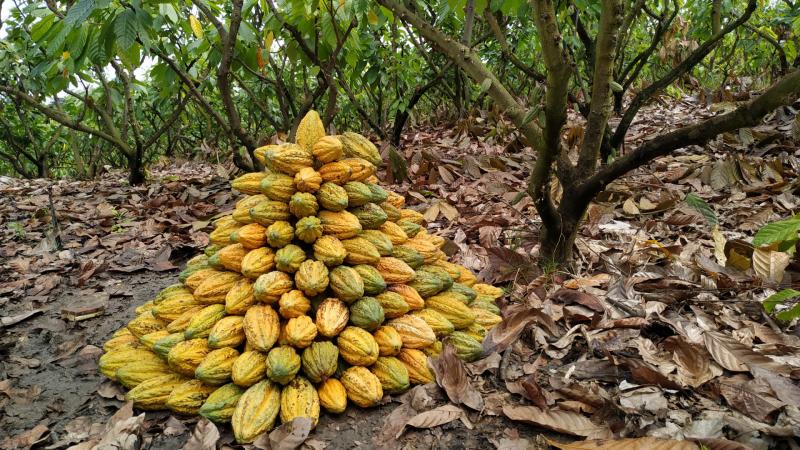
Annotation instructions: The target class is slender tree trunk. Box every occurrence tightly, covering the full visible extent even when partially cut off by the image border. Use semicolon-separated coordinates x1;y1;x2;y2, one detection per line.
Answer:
127;148;145;185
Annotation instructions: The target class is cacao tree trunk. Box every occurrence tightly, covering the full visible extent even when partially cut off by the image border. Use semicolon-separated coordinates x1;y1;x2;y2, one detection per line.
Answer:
127;149;145;185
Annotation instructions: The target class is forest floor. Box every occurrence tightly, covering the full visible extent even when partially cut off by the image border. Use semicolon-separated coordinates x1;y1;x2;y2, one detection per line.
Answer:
1;96;799;449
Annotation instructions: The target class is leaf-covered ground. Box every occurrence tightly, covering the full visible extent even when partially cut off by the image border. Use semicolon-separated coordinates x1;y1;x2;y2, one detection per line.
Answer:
1;97;799;449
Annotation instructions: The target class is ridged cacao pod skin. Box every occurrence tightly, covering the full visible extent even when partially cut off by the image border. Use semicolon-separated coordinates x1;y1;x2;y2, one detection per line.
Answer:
317;378;347;414
295;260;329;297
126;374;187;411
371;356;411;394
99;348;165;380
295;110;326;152
429;290;471;307
278;290;311;319
447;332;484;362
166;379;218;415
195;272;243;305
397;349;435;384
285;315;317;348
196;347;240;385
135;300;156;316
472;308;502;329
139;330;172;350
199;383;245;423
340;366;383;408
280;376;320;426
384;190;405;209
392;246;424;269
359;230;393;256
413;309;454;337
265;346;301;385
388;315;436;349
454;264;478;287
317;182;349;212
378;221;409;245
403;240;440;266
329;266;364;303
446;283;478;303
232;351;267;387
337;326;379;366
231;380;282;443
104;331;141;352
343;181;372;207
274;244;306;274
209;217;241;246
425;295;475;330
318;161;352;185
376;291;410;319
184;268;222;292
375;257;416;284
312;135;343;163
313;235;347;267
463;322;487;342
398;208;424;225
408;270;445;299
340;131;382;166
289;192;319;219
166;307;204;333
423;341;443;357
249;200;291;227
354;265;386;296
473;283;504;299
319;210;362;240
350;203;388;230
261;173;297;203
342;237;381;265
115;360;172;388
253;271;293;303
241;247;276;280
340;158;375;182
184;305;226;339
168;338;211;377
295;216;323;244
151;293;199;322
315;298;349;338
301;341;339;383
208;316;245;348
230;223;268;249
380;202;402;223
265;143;314;175
155;284;193;303
225;279;256;315
366;184;388;204
294;167;323;193
349;297;385;332
266;221;295;248
471;298;501;315
127;311;167;339
153;332;186;358
243;305;280;352
231;172;267;195
387;285;425;311
373;325;403;356
398;220;422;239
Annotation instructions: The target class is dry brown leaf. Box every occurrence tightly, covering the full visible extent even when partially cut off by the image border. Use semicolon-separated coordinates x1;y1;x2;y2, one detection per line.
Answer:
397;404;471;438
622;198;640;215
703;331;791;375
253;417;313;450
483;305;546;354
751;247;789;283
181;418;219;450
1;424;49;450
429;344;483;410
503;405;612;439
562;274;611;289
717;377;783;423
547;437;699;450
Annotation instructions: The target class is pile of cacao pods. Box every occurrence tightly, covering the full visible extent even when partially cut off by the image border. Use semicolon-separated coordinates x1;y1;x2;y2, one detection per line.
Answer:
98;110;505;443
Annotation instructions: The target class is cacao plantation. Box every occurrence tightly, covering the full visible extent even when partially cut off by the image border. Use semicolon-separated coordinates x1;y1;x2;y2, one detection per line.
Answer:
98;111;504;443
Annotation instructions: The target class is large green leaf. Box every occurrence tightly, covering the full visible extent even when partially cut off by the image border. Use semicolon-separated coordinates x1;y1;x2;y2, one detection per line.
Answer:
114;9;139;51
753;216;800;249
684;193;717;226
763;288;800;313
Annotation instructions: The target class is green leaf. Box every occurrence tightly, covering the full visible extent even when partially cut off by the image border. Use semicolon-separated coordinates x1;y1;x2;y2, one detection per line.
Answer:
684;193;717;225
753;216;800;247
479;78;492;93
64;0;96;27
763;288;800;313
114;9;138;51
776;303;800;321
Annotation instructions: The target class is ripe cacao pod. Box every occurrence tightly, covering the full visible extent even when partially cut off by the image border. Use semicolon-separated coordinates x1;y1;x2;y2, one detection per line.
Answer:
295;110;325;152
289;192;319;218
472;308;502;329
319;210;362;239
126;374;187;410
184;304;226;339
166;379;218;415
371;356;410;394
329;265;364;303
280;376;320;426
231;223;268;249
231;172;267;195
340;131;382;166
376;291;410;319
168;338;211;376
274;244;306;274
199;383;244;423
253;271;293;303
318;161;352;184
127;311;167;338
294;216;323;243
99;347;163;380
426;294;475;330
184;268;222;292
153;332;186;358
250;200;291;226
337;326;379;366
265;345;301;384
342;237;381;265
261;173;297;203
231;380;281;443
294;167;323;193
232;350;267;388
373;325;403;356
208;315;245;348
278;290;311;319
413;309;454;337
315;298;349;338
360;229;394;256
225;279;256;315
378;221;409;245
388;315;436;349
387;284;425;310
166;307;204;333
380;202;402;222
266;221;294;248
390;245;424;269
295;259;329;297
317;378;347;413
397;348;435;384
375;257;416;284
313;235;347;267
208;243;247;272
116;359;172;388
317;182;349;212
385;190;405;209
340;366;383;408
265;143;313;175
471;298;501;315
340;157;375;182
194;271;242;304
285;315;317;348
312;135;343;163
301;341;339;383
152;292;200;322
243;305;280;351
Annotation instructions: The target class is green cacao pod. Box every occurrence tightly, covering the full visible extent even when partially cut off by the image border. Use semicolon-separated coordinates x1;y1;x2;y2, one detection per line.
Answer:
275;244;306;274
354;264;386;295
301;341;339;384
199;383;245;423
329;265;364;303
376;291;410;319
350;203;388;230
349;297;385;332
317;182;349;211
370;356;410;394
265;345;301;385
447;331;484;362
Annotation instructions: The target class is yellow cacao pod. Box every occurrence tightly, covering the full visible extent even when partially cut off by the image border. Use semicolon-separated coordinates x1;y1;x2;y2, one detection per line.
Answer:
340;366;383;408
166;379;218;415
371;356;410;394
230;223;268;249
375;257;416;284
241;247;276;280
231;380;281;443
295;110;326;152
266;220;295;248
194;271;242;305
317;378;347;414
294;167;323;193
232;350;267;387
378;221;409;245
387;284;425;310
166;306;204;333
318;161;352;184
231;172;267;195
342;237;381;265
398;348;435;384
253;271;294;303
340;157;375;182
196;347;240;385
99;347;163;380
319;210;362;240
295;259;329;297
337;326;379;366
208;315;245;348
115;359;172;388
388;315;436;349
126;374;187;410
168;338;211;376
184;304;226;339
243;305;280;352
275;244;306;274
285;315;317;348
280;376;320;426
373;325;403;356
260;173;297;203
127;311;167;338
313;235;347;267
315;298;349;338
278;290;311;319
312;135;343;163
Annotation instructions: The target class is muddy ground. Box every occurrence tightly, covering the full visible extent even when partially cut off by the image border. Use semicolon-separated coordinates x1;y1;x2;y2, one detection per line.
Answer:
0;266;543;449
